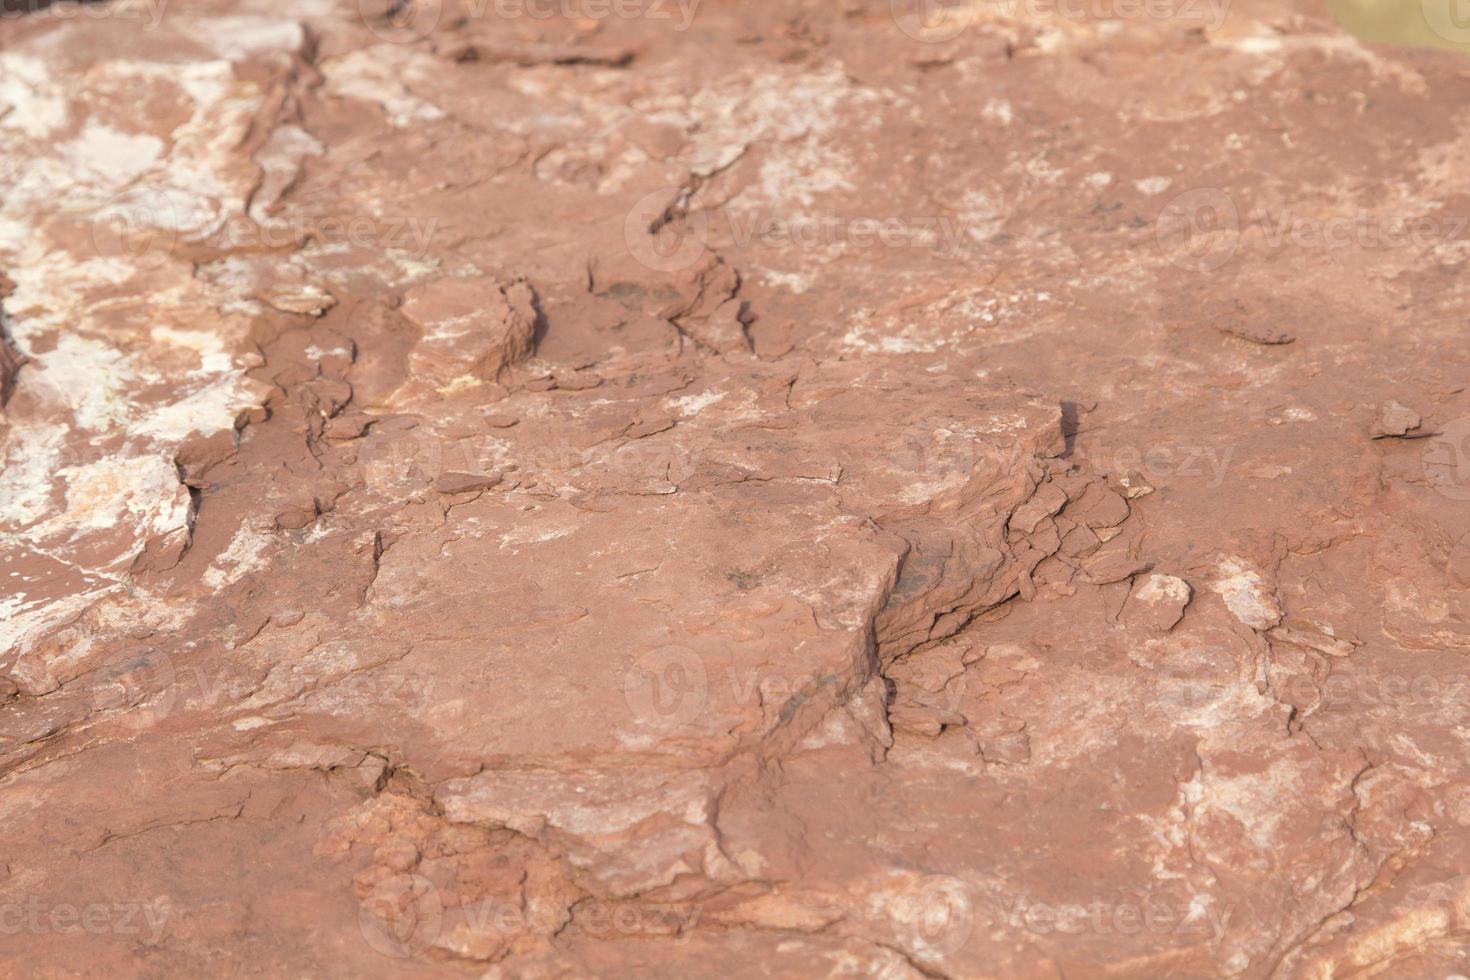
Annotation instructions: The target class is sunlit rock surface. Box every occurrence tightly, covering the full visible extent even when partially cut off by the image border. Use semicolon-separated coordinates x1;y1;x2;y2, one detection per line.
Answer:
2;0;1470;976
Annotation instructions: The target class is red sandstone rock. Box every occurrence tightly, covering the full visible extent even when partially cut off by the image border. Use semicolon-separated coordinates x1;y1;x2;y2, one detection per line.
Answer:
3;0;1470;977
1371;399;1424;438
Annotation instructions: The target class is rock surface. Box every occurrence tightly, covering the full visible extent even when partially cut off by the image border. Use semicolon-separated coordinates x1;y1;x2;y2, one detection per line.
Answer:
3;0;1470;977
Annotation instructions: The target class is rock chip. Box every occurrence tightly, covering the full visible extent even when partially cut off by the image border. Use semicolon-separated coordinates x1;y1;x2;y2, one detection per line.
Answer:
1371;400;1423;438
1213;558;1283;630
1122;573;1192;631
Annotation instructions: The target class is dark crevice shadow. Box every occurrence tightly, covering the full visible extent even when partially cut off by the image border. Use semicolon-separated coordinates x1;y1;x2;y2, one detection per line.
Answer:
1059;401;1081;458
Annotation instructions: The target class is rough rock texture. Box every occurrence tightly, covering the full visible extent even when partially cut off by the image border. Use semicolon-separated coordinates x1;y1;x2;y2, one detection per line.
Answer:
3;0;1470;977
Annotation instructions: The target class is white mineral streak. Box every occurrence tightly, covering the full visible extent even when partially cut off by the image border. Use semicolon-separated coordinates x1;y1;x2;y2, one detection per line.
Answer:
0;22;300;657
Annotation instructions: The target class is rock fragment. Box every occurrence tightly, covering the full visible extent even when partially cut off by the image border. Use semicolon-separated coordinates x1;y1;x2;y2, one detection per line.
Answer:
626;414;675;439
323;415;369;439
402;277;539;386
555;371;603;391
268;286;336;317
1011;482;1068;534
1081;541;1149;584
1115;470;1154;499
275;504;319;530
1213;558;1283;630
1370;400;1423;439
1069;483;1130;529
1122;573;1192;632
887;701;967;737
971;716;1030;765
1058;521;1102;558
433;471;502;494
1268;624;1356;658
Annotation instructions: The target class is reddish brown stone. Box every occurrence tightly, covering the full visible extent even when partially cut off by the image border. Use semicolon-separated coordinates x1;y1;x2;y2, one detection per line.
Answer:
3;2;1470;977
